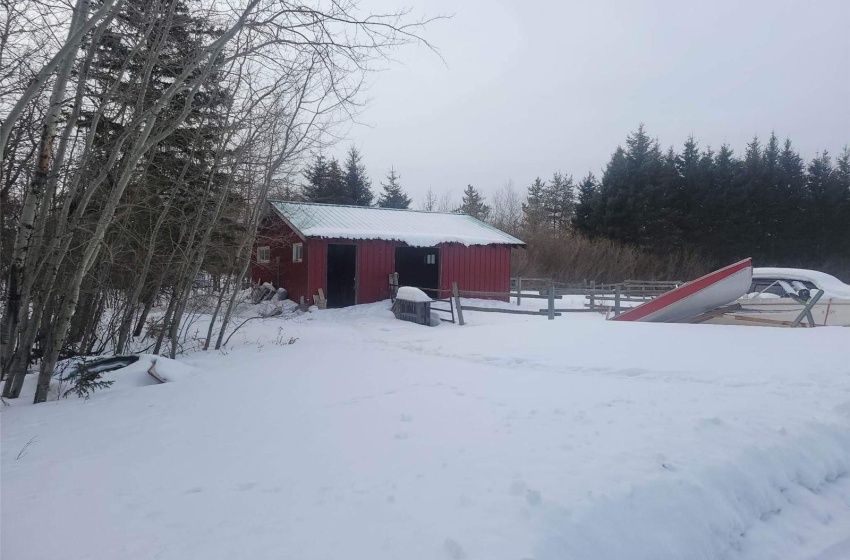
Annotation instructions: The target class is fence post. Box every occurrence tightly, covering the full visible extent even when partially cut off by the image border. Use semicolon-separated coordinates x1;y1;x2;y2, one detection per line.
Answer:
517;277;522;306
547;285;555;320
452;281;465;326
589;281;595;311
614;286;621;316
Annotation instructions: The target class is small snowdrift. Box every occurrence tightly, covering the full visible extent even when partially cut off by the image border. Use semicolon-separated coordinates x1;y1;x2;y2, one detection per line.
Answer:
143;355;198;383
98;354;198;388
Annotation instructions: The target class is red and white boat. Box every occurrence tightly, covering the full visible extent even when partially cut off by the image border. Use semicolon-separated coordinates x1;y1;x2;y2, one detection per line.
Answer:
611;258;753;323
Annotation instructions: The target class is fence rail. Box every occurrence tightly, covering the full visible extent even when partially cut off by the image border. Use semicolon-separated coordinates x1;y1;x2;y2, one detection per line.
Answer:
450;282;564;325
391;276;677;325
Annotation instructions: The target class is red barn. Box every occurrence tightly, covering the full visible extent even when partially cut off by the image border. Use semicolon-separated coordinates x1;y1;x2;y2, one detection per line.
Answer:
252;201;525;307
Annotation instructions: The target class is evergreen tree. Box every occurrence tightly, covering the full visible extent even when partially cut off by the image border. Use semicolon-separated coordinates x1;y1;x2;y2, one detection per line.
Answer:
301;153;328;201
543;172;575;233
834;148;850;259
573;172;599;235
522;177;547;233
301;154;349;204
377;167;411;209
344;146;373;206
458;184;491;220
79;0;233;295
805;151;846;258
567;126;849;271
777;138;807;259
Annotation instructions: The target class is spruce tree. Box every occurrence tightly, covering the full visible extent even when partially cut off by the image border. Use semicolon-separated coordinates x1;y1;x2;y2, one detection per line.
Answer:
777;138;807;260
302;155;350;204
573;172;599;235
344;146;373;206
79;0;232;298
377;167;411;209
805;151;843;258
522;177;547;233
301;154;329;202
458;185;491;220
543;172;575;233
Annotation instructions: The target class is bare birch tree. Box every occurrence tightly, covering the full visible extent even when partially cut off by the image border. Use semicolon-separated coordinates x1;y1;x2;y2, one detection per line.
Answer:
1;0;440;402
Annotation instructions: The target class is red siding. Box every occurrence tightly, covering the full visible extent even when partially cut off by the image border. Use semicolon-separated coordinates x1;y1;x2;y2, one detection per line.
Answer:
252;215;309;302
255;224;515;306
437;243;511;300
305;238;402;304
357;239;401;303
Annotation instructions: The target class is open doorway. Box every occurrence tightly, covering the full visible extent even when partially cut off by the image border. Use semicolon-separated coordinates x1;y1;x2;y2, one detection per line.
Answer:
395;246;440;295
326;244;357;307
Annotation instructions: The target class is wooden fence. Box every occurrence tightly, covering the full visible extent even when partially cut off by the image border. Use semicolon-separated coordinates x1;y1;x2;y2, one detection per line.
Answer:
450;282;564;325
511;277;680;317
389;275;679;325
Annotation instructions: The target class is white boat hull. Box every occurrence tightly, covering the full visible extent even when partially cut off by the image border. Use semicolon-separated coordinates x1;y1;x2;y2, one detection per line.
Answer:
612;259;753;323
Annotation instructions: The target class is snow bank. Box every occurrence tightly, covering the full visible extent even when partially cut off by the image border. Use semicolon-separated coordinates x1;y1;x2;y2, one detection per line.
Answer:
396;286;433;302
3;302;850;560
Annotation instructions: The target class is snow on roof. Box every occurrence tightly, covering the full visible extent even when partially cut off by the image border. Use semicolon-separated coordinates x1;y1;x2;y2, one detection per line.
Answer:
269;201;525;247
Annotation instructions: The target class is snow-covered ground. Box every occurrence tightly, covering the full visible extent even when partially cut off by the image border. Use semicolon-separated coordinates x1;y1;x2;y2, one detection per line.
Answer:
3;298;850;560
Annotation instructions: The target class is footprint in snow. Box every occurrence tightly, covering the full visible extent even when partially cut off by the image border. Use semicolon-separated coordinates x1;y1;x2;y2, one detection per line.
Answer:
236;482;257;491
394;432;409;440
400;414;413;422
185;487;203;494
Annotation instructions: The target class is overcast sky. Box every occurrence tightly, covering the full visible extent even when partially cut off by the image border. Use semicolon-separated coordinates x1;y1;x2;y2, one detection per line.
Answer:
328;0;850;204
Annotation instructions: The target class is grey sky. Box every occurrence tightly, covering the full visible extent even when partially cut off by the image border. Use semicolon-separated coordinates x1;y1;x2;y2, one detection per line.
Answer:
330;0;850;204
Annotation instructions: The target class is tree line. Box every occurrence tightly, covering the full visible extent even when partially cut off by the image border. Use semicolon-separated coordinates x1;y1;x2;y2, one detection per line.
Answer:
297;151;499;219
573;125;850;272
332;126;847;278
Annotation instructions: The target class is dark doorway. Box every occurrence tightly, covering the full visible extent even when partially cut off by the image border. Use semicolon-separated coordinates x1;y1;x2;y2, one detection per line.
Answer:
395;247;440;294
327;244;357;307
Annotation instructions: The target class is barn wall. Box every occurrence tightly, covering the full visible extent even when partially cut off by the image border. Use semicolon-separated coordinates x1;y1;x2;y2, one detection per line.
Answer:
306;238;327;304
252;215;308;302
307;238;401;305
356;239;401;303
438;243;512;300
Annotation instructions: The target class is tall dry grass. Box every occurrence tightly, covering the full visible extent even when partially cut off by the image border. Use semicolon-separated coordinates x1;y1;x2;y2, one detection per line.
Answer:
512;233;714;284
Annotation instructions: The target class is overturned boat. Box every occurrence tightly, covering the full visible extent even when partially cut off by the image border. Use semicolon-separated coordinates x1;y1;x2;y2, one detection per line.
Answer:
611;258;753;323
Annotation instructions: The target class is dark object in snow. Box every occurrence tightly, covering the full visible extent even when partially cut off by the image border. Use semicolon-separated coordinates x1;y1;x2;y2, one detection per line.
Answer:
392;298;432;326
59;356;137;399
75;355;140;374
